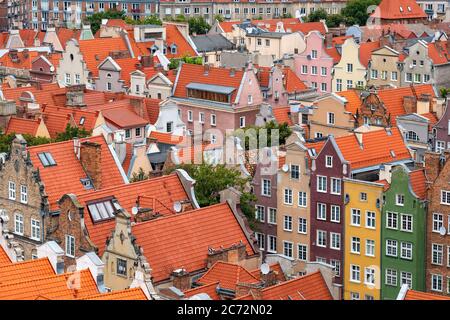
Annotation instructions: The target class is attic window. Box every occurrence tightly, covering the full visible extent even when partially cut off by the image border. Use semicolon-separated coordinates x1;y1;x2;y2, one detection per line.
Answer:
88;199;115;222
38;152;56;167
79;117;85;125
390;150;396;158
170;44;177;54
407;6;411;11
399;6;403;12
80;177;93;190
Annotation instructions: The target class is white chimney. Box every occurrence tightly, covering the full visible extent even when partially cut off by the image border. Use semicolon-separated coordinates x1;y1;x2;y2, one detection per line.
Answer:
73;137;81;159
37;241;65;274
76;252;106;292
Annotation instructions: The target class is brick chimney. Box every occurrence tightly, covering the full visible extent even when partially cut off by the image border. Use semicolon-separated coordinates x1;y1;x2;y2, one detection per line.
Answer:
79;141;102;189
141;55;154;68
206;242;247;267
260;270;278;287
325;32;333;49
171;268;191;291
130;97;145;119
424;151;450;183
235;282;263;299
403;95;417;114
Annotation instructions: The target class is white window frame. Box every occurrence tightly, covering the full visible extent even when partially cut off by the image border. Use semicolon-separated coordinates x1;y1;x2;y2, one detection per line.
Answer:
8;181;16;200
31;218;41;241
65;234;75;258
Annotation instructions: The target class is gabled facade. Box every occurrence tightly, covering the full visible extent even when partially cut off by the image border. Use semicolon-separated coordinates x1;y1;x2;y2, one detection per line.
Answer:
396;113;431;163
56;39;90;86
367;46;402;88
432;99;450;153
400;41;434;87
380;165;427;299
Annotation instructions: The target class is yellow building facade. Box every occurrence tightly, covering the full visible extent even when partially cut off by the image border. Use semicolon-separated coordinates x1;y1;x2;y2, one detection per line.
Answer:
343;178;384;300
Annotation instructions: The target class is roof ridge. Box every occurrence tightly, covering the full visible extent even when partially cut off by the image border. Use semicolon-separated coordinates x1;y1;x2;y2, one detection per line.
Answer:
260;271;322;292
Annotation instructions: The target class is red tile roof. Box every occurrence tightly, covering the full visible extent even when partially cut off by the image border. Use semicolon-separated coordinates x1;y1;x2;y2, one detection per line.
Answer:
173;63;244;102
27;135;126;210
102;107;148;129
131;202;256;283
375;179;390;191
0;245;12;265
196;261;259;291
249;263;286;282
164;24;197;59
42;105;99;132
334;127;411;170
0;269;99;300
421;112;439;131
184;282;221;300
81;287;148;300
57;28;81;50
144;98;161;124
41;112;72;139
237;271;332;300
337;90;362;114
77;173;191;255
149;131;184;145
5;117;40;136
409;168;427;200
404;289;450;300
0;50;40;69
0;258;55;286
325;46;341;64
427;41;449;65
283;67;308;93
273;106;293;126
359;40;381;68
371;0;427;20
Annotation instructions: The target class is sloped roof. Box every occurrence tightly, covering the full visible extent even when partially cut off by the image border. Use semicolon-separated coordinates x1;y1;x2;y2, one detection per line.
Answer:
42;105;99;132
359;40;381;67
144;98;161;124
102;107;148;129
5;117;40;136
196;261;259;291
81;287;148;300
131;202;256;283
249;263;286;282
409;168;427;200
273;106;293;126
0;245;11;265
27;135;126;210
192;34;234;52
149;131;184;145
237;271;332;300
184;282;221;300
404;289;450;300
337;90;362;114
0;258;55;286
164;24;197;59
283;67;308;93
371;0;427;20
427;41;450;65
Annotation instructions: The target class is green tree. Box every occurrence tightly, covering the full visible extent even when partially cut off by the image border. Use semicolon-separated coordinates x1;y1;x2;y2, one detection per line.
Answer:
439;87;450;98
214;14;225;23
341;0;381;26
168;55;203;70
282;13;293;18
188;16;211;34
0;133;16;153
0;132;51;153
326;14;345;28
85;10;126;34
306;8;328;22
130;167;151;182
235;121;293;151
55;124;91;142
125;15;162;26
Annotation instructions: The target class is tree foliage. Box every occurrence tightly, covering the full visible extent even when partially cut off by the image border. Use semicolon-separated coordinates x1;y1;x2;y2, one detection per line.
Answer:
235;121;293;151
0;132;52;153
306;8;328;23
169;55;203;69
85;10;126;34
55;124;91;142
341;0;381;26
130;167;151;182
187;17;211;35
214;14;225;23
439;87;450;98
125;15;162;26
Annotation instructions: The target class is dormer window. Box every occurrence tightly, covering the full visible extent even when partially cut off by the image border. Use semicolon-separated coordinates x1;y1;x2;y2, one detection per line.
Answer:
80;177;93;190
399;6;403;12
88;199;116;222
79;117;85;125
38;152;56;167
151;45;158;54
170;44;178;54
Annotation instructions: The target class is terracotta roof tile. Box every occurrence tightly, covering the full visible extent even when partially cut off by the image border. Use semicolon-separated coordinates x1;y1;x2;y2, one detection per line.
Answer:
0;50;39;69
273;106;293;126
196;261;259;291
371;0;427;20
359;40;381;68
334;127;411;170
102;107;148;129
27;135;126;210
249;263;286;282
337;90;362;114
5;117;40;136
149;131;184;145
283;67;308;93
131;202;256;283
42;105;99;132
404;289;450;300
0;258;55;286
428;41;450;65
184;282;221;300
57;28;81;50
81;287;148;300
164;24;197;59
325;46;341;64
0;245;11;265
409;168;427;200
0;269;99;300
144;98;161;124
421;112;438;131
236;271;332;300
41;112;72;139
375;179;390;191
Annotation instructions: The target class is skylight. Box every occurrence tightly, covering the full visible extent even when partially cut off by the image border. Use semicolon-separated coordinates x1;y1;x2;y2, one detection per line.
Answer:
88;200;116;222
79;117;85;125
38;152;56;167
399;6;403;12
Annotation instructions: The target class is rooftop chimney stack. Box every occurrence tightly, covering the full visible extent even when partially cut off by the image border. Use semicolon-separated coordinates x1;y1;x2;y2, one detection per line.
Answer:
79;141;102;189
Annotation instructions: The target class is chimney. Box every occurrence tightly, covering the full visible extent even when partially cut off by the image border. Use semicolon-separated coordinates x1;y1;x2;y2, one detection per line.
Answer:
36;241;65;274
424;151;449;183
380;35;391;48
76;252;106;293
417;93;432;114
130;96;145;118
66;84;86;108
260;270;278;287
141;55;154;68
379;164;393;183
171;268;191;291
73;137;80;159
206;242;247;267
229;67;236;77
204;64;210;75
79;141;102;189
325;32;333;49
235;282;263;299
403;95;417;114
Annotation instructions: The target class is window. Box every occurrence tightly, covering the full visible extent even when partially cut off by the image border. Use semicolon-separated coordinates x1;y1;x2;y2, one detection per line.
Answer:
75;74;80;84
325;155;333;168
347;80;353;89
401;271;412;289
360;193;367;201
255;205;265;222
321;67;327;76
406;131;419;141
37;152;56;167
330;205;340;223
366;239;375;257
351;237;361;254
284;189;293;205
199;112;205;124
387;212;398;229
441;191;450;205
432;213;443;232
331;260;340;277
65;73;71;85
290;165;299;179
317;176;327;193
405;73;412;82
386;239;398;257
87;200;115;222
391;71;398;81
448;246;450;267
301;65;307;74
298;244;307;261
371;69;378;79
283;215;292;231
65;235;75;257
436;141;445;153
311;50;317;59
117;258;127;276
331;178;341;195
210;114;217;126
431;274;443;292
298;192;307;207
256;232;265;250
283;241;293;258
330;232;341;250
350;265;360;282
317;203;326;220
268;235;276;253
385;269;397;286
239;116;246;128
8;181;16;200
125;129;131;139
350;292;360;300
261;179;271;196
247;95;253;105
187;110;193;122
347;63;353;72
351;209;361;226
395;194;405;207
336;79;342;92
317;230;327;247
432;243;443;265
400;214;413;232
31;219;40;241
321;83;327;92
365;267;375;285
311;66;318;75
400;242;413;260
166;122;173;133
14;213;24;235
366;211;376;229
365;295;374;300
135;127;142;137
298;217;307;234
268;208;276;224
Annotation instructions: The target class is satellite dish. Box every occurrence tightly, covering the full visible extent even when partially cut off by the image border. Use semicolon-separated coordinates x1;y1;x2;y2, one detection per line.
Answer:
131;207;138;215
439;226;447;236
260;263;270;275
173;201;182;213
282;164;289;172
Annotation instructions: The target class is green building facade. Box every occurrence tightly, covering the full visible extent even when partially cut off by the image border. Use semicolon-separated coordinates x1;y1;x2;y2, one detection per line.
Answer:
381;166;427;299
